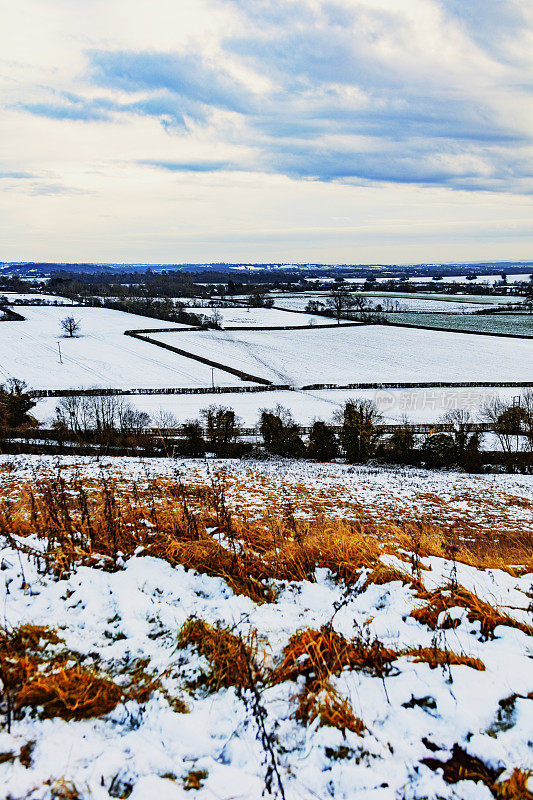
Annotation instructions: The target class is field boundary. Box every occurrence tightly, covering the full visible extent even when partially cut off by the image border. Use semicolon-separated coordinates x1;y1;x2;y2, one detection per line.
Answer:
29;381;533;399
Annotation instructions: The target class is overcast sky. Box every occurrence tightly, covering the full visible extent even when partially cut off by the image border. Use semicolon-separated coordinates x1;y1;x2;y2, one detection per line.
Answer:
1;0;532;264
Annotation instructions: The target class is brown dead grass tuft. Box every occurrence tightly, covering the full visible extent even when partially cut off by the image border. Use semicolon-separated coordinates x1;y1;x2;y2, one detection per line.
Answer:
493;769;533;800
16;665;123;721
183;769;208;791
403;646;485;671
0;624;123;722
301;681;365;734
412;586;533;639
421;743;499;786
422;746;533;799
177;617;259;691
362;562;414;589
271;624;397;686
50;778;81;799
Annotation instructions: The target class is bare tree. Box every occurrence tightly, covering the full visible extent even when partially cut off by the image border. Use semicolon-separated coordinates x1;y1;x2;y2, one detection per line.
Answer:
210;308;223;329
152;408;179;430
54;394;150;437
352;295;370;313
60;315;81;337
326;287;354;323
480;396;527;454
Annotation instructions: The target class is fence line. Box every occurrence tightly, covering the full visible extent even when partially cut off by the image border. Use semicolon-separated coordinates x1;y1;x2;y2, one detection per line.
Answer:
3;421;499;440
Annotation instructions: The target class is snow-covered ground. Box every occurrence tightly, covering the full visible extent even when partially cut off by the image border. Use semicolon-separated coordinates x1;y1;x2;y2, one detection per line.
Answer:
182;306;338;327
32;386;532;428
0;455;531;800
0;306;249;390
2;292;75;304
149;326;533;387
1;454;532;535
364;298;492;313
270;295;495;313
430;273;532;286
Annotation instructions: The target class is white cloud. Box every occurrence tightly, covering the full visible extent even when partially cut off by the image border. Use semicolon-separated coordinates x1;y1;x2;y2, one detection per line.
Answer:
0;0;531;262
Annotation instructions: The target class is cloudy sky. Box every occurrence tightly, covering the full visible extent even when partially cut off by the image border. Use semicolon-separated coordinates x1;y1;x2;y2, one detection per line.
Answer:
1;0;532;264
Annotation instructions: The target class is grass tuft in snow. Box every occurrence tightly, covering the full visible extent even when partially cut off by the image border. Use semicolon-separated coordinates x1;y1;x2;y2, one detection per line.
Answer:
411;585;533;639
177;617;260;692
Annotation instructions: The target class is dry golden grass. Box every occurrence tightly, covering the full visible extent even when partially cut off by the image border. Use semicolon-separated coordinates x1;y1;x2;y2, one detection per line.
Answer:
362;562;414;589
303;682;365;735
411;586;533;638
16;666;123;721
402;646;485;671
0;624;123;721
493;769;533;800
177;617;260;691
271;624;397;686
0;471;531;609
183;769;208;791
49;778;81;799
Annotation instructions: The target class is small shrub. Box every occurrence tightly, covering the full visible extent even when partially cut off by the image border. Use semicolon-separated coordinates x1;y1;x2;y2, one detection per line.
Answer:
421;433;457;468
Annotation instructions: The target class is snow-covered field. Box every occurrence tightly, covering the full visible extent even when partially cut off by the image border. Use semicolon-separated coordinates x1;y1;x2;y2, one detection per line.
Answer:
268;293;518;313
366;298;492;313
2;292;75;304
32;386;532;428
270;295;493;314
183;306;334;327
0;455;531;800
432;273;532;286
0;306;249;390
149;326;533;387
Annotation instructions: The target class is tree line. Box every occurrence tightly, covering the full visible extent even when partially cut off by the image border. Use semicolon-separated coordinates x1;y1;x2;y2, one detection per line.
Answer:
1;381;532;472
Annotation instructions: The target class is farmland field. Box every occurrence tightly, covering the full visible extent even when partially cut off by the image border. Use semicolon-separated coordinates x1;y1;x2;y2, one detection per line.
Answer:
181;305;344;327
34;385;528;428
150;325;533;386
383;312;533;336
0;306;251;389
1;291;75;304
269;291;519;313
